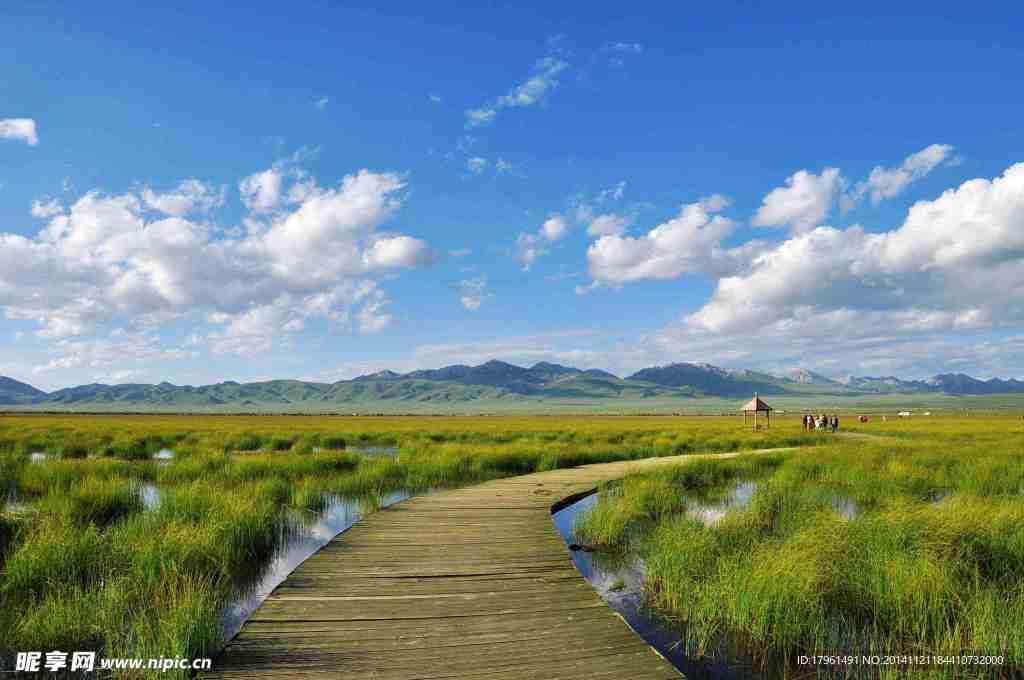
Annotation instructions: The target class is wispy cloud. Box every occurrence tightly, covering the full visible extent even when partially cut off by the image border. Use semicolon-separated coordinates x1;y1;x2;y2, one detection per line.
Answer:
466;56;569;127
841;143;956;213
456;276;489;310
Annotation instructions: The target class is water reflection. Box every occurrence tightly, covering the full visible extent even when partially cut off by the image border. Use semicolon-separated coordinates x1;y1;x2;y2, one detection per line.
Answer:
139;483;161;510
686;480;758;526
221;490;411;640
830;495;860;520
553;491;786;680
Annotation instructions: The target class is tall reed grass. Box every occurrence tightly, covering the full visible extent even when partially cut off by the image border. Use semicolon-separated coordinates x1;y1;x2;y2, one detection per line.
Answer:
574;426;1024;674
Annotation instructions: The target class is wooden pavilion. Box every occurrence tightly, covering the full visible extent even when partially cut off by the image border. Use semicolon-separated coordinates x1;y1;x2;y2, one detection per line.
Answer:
741;392;773;430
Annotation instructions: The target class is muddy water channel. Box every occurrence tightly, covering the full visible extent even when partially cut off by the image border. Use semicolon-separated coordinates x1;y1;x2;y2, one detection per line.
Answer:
553;484;790;680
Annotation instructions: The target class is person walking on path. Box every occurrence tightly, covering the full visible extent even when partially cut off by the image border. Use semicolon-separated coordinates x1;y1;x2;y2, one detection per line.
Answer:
831;414;839;433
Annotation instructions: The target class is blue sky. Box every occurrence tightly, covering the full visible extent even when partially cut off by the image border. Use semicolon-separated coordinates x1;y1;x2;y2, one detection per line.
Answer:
3;2;1024;389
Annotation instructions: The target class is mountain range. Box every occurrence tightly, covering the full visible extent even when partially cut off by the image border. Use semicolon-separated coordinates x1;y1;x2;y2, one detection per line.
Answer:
2;361;1024;410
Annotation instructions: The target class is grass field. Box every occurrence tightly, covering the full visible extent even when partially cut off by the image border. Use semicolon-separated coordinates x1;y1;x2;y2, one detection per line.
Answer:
8;391;1024;415
574;415;1024;677
0;413;825;677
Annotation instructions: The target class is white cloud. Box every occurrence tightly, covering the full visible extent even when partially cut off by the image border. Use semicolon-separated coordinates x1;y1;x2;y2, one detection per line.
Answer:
239;167;285;213
586;213;632;237
30;198;63;219
457;276;488;310
206;298;301;356
466;157;488;174
315;96;330;110
466;56;569;127
571;181;627;227
0;118;38;146
513;213;570;269
429;93;442;103
752;167;844;233
141;179;225;216
449;248;471;258
465;108;496;126
541;214;568;241
586;195;740;285
687;163;1024;338
495;158;513;173
34;332;189;374
357;290;393;333
841;143;954;212
362;235;436;270
0;161;433;356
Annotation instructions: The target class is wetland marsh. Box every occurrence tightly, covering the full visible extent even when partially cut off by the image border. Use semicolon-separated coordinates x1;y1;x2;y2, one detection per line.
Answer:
0;414;819;676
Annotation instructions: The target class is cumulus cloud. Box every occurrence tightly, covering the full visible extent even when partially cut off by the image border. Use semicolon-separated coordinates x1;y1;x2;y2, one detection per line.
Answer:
457;276;488;310
0;161;434;356
752;167;844;233
541;214;568;241
141;179;225;216
30;198;62;219
239;167;285;214
466;56;568;127
513;213;570;270
841;143;955;212
687;163;1024;339
0;118;38;146
586;195;743;285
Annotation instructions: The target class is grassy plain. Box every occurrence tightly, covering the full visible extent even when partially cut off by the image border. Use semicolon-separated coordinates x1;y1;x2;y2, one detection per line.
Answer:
9;391;1024;414
0;413;823;677
575;415;1024;677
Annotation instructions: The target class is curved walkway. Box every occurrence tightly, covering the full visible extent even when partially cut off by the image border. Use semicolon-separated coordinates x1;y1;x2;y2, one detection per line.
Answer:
203;448;792;679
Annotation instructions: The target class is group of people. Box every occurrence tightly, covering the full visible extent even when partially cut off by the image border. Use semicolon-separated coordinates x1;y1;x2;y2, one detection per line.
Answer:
803;413;839;432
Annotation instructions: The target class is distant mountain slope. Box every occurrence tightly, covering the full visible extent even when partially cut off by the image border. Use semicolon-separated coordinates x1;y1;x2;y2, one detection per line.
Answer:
925;373;1024;395
3;360;1024;409
626;363;789;398
0;376;48;405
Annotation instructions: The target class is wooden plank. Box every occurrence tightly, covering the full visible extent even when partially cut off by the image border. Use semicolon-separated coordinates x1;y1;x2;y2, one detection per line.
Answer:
202;448;791;678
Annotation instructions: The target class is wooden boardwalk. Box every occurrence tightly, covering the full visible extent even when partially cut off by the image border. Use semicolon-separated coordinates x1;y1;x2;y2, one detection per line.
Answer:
204;449;787;679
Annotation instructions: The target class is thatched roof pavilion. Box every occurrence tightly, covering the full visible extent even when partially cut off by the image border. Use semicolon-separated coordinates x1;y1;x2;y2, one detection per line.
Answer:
741;392;773;429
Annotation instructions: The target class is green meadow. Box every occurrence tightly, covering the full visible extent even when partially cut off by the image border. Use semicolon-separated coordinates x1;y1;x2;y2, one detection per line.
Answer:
0;414;821;677
574;415;1024;677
